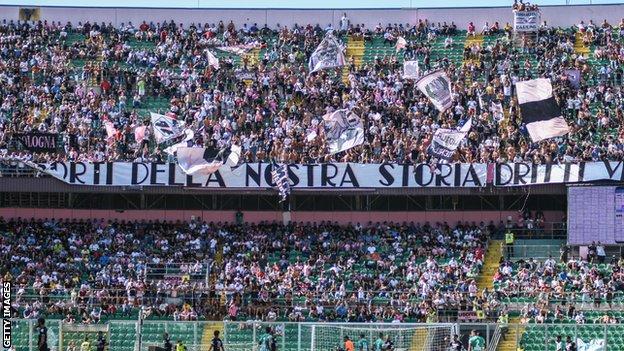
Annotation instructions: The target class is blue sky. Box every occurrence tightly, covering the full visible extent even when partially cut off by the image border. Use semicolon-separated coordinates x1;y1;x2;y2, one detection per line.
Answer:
0;0;622;8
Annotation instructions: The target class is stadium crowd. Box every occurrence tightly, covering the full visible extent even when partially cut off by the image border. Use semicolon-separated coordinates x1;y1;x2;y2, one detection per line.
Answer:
2;217;499;323
0;15;623;165
2;212;622;324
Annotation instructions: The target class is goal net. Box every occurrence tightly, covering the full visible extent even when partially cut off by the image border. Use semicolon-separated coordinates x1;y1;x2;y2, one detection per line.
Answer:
303;323;455;351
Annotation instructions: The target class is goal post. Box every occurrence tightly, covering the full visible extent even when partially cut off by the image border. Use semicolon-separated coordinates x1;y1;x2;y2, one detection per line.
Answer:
222;321;456;351
301;323;456;351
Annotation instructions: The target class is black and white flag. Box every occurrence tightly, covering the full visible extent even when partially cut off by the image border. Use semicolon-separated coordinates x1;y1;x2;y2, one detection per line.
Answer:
150;112;185;144
516;78;570;142
428;118;472;161
164;129;195;155
176;145;241;176
271;162;291;202
416;70;453;112
308;34;346;73
322;109;365;154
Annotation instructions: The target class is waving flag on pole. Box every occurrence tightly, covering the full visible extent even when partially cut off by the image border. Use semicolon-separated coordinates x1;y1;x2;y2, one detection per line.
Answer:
206;50;220;69
271;161;291;202
176;145;241;176
428;118;472;162
322;109;364;154
150;112;185;144
416;70;453;112
164;129;195;155
516;78;570;142
308;34;345;73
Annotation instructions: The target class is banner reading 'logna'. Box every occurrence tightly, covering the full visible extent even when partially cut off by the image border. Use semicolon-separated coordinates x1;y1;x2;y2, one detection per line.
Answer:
18;161;624;188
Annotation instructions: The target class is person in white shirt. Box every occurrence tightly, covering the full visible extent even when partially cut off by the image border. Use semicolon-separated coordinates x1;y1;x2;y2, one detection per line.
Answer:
444;36;453;48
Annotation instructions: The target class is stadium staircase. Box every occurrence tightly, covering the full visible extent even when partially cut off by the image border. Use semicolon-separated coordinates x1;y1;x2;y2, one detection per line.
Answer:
477;240;502;291
200;322;224;350
463;34;484;86
497;317;524;351
410;328;428;351
464;34;484;64
573;32;590;56
342;35;365;83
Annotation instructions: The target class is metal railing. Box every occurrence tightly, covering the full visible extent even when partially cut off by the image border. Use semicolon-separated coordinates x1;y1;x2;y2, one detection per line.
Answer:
8;320;624;351
13;287;624;316
144;261;213;286
501;243;624;261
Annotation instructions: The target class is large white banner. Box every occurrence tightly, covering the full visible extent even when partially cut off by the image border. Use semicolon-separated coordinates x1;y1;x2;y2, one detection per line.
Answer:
32;162;488;188
9;161;624;188
513;10;540;32
495;162;624;186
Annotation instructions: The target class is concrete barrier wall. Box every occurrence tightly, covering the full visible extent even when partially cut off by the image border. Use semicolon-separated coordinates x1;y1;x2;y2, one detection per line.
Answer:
0;4;622;29
0;207;564;224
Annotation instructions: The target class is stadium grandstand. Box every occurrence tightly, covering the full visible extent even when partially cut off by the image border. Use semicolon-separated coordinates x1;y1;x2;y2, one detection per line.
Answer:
0;0;624;351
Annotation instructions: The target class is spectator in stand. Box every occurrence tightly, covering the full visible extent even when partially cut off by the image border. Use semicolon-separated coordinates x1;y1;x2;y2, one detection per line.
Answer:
0;17;622;166
1;217;500;323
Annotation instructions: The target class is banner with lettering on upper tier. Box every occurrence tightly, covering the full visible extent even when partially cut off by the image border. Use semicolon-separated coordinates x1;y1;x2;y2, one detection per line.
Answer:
6;161;624;188
513;10;540;32
14;133;59;152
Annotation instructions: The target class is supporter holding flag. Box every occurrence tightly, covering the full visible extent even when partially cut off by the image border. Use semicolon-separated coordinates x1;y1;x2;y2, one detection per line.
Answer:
344;336;355;351
258;327;274;351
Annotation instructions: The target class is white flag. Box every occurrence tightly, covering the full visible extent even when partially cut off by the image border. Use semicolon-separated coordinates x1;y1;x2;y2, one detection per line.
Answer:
164;129;195;155
416;70;453;112
428;118;472;161
176;145;241;176
396;36;407;52
216;43;259;56
308;34;346;73
403;60;420;79
150;112;185;144
459;117;473;133
206;50;220;69
322;109;364;154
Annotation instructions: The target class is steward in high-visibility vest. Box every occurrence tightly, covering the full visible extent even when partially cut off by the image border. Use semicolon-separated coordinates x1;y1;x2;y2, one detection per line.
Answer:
505;231;514;244
505;231;514;258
